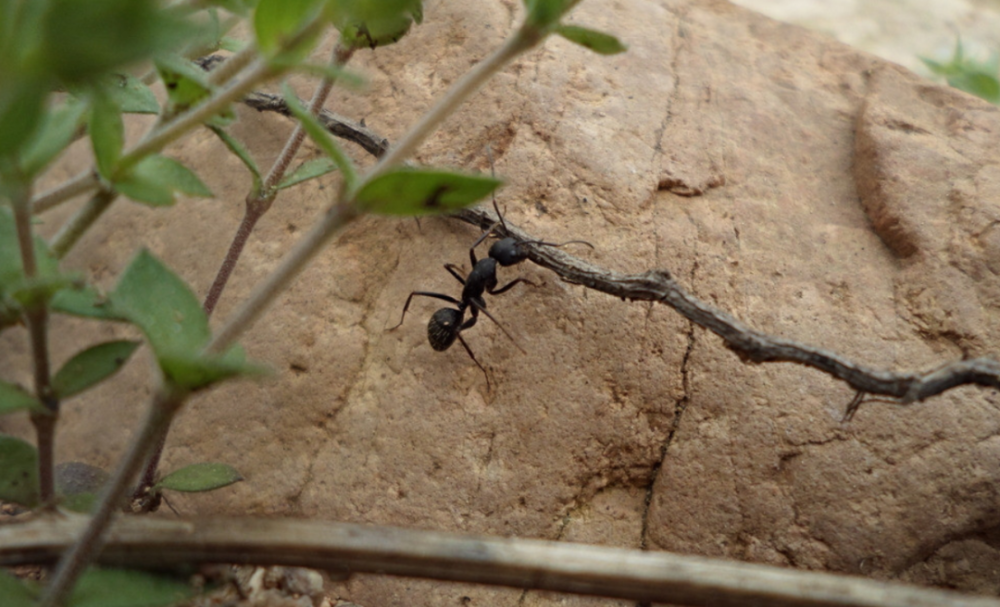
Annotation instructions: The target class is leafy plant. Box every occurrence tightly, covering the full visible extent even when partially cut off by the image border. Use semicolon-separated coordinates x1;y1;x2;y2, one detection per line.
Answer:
0;0;624;605
922;37;1000;104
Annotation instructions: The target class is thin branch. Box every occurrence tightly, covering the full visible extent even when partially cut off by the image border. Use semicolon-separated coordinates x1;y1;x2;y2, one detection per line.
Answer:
2;516;997;607
37;385;184;607
453;207;1000;410
48;189;117;259
11;182;58;501
196;53;390;158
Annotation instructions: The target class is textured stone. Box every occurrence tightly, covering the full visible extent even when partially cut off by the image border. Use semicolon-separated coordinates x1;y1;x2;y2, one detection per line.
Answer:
5;0;1000;605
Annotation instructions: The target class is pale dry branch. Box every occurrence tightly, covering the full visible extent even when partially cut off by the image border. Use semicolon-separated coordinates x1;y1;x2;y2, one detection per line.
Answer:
2;515;997;607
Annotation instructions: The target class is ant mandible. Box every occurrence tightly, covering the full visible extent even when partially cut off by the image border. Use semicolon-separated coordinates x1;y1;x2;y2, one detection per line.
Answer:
389;197;593;388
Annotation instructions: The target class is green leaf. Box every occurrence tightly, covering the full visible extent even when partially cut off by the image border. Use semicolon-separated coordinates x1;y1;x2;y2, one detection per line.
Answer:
156;55;212;117
51;285;126;320
0;207;61;290
109;250;258;390
219;36;248;53
950;72;1000;104
110;249;210;356
555;25;626;55
89;91;124;180
328;0;423;49
0;78;48;163
19;97;87;176
53;340;141;399
277;157;337;190
0;435;39;507
209;125;262;191
283;84;356;189
158;348;266;391
55;462;110;513
0;381;48;416
100;73;160;114
70;567;193;607
0;570;36;607
40;0;197;85
355;168;502;216
254;0;324;58
155;462;243;493
523;0;572;29
8;273;81;309
116;154;213;206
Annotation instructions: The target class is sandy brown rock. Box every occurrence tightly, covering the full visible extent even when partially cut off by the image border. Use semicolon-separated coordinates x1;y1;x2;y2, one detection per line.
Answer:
4;0;1000;605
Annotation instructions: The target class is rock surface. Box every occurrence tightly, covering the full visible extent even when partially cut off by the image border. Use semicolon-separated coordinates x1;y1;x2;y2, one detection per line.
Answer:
4;0;1000;605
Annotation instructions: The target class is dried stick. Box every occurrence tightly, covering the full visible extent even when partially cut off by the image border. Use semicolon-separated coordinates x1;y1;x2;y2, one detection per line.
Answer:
1;515;997;607
453;207;1000;410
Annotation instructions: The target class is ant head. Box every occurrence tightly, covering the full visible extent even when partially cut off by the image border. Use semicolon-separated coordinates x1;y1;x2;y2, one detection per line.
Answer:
428;308;462;351
489;237;526;266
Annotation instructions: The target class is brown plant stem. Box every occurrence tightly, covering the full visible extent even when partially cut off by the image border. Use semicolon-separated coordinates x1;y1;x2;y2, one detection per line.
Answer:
3;515;997;607
203;43;354;317
37;384;185;607
11;183;58;502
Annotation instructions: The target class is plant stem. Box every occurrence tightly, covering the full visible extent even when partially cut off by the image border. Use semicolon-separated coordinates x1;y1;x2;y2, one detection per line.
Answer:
31;171;100;215
37;383;186;607
49;189;117;259
368;25;540;181
208;25;545;352
11;182;58;502
208;201;360;353
204;43;353;317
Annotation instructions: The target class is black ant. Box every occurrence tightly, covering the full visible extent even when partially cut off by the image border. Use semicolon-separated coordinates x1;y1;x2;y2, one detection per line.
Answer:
389;198;593;387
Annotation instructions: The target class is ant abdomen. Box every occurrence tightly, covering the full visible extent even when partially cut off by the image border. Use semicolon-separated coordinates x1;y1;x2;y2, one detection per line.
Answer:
428;308;462;351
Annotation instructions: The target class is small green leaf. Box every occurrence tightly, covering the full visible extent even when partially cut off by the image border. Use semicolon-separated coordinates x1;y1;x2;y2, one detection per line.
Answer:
283;83;356;189
116;154;213;206
110;249;210;356
0;570;36;607
0;207;60;287
109;250;259;390
55;461;110;513
0;78;48;163
53;340;141;399
555;25;626;55
254;0;324;58
51;285;126;320
523;0;572;29
950;72;1000;104
328;0;423;49
0;435;40;507
158;349;266;391
156;462;243;493
219;36;248;52
19;97;87;176
355;168;502;216
8;273;81;309
89;91;124;180
156;55;212;117
100;73;160;114
0;381;48;416
277;157;337;190
40;0;197;85
70;567;193;607
209;125;262;191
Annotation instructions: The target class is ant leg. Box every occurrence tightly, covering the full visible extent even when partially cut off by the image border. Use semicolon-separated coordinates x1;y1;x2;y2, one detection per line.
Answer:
456;334;490;390
468;299;526;354
468;220;501;266
444;263;467;285
388;291;461;330
490;277;539;296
